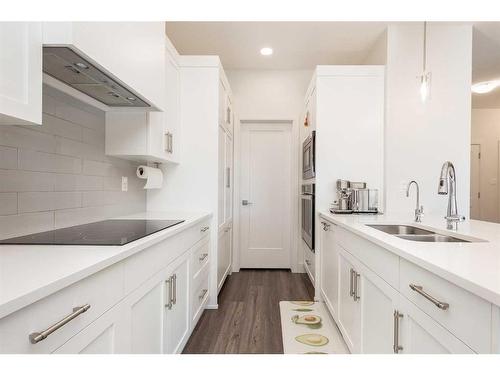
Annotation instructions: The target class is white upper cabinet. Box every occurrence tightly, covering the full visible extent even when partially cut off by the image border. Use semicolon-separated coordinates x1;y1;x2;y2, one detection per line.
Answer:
0;22;42;125
104;36;181;164
42;22;166;111
218;72;233;135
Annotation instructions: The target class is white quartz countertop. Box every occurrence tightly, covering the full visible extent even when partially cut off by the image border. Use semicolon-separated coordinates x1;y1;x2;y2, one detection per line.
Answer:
319;211;500;307
0;211;211;319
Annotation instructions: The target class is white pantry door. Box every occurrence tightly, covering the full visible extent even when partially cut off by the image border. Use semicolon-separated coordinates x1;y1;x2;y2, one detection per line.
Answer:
240;122;292;268
470;144;481;220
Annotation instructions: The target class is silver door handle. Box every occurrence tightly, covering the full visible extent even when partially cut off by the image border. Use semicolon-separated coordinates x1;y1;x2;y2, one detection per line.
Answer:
353;272;360;301
226;167;231;188
199;289;208;300
409;284;449;310
242;200;253;206
393;310;403;353
29;304;91;344
199;253;209;262
172;274;177;305
165;277;173;309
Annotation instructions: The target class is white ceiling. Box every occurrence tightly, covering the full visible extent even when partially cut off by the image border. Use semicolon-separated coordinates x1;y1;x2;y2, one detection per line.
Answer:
165;22;388;70
166;21;500;108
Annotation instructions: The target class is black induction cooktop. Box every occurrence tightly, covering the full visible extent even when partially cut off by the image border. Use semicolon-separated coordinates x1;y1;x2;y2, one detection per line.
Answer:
0;219;185;246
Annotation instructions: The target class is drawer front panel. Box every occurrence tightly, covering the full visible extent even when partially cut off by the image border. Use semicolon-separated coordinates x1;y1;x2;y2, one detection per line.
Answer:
400;259;492;353
0;263;124;354
190;237;210;279
191;266;209;326
336;226;399;289
123;219;210;294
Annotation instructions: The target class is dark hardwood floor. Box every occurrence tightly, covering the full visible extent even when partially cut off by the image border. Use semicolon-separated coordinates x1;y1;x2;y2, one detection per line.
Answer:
182;269;315;354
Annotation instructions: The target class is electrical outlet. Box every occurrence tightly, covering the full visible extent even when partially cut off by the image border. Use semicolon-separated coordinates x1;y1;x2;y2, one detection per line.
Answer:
121;176;128;192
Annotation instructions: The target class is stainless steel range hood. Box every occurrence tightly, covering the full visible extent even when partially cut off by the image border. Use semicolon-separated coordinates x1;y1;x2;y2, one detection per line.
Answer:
43;46;150;108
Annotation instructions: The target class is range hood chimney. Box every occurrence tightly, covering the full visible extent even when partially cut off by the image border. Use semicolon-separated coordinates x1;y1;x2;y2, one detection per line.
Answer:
43;46;151;108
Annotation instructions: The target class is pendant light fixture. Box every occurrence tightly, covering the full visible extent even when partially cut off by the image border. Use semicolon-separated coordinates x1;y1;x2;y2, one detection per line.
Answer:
419;21;431;102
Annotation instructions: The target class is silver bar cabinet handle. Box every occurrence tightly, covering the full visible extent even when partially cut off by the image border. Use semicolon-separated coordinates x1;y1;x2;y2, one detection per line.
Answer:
353;272;360;301
172;274;177;305
199;289;208;300
199;253;209;262
165;277;173;309
201;226;210;233
349;269;354;297
393;310;403;353
29;304;91;344
409;284;449;310
226;167;231;188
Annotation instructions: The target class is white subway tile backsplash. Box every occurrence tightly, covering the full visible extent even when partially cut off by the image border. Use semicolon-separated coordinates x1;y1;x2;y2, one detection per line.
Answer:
0;170;54;192
0;212;54;240
0;91;146;238
55;101;104;131
82;127;105;146
0;126;56;153
55;136;106;162
19;149;82;174
82;159;114;176
39;113;83;141
0;193;17;215
0;146;17;169
55;174;103;191
18;192;82;213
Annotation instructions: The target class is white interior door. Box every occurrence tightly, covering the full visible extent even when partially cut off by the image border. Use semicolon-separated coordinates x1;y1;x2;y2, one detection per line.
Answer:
240;122;292;268
470;144;481;220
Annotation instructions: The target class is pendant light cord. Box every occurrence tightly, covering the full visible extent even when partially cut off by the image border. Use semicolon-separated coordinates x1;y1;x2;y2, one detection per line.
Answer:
423;21;427;72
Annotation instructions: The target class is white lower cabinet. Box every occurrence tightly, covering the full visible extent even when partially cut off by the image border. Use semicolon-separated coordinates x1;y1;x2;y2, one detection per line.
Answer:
397;296;474;354
359;261;399;354
217;224;232;293
164;253;190;354
54;301;128;354
0;218;212;354
337;250;361;353
319;217;489;354
319;221;339;318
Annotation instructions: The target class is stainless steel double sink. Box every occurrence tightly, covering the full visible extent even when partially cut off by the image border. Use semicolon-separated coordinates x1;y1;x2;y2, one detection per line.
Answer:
366;224;471;243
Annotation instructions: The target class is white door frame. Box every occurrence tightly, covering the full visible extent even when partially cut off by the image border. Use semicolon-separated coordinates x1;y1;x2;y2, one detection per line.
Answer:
232;119;300;272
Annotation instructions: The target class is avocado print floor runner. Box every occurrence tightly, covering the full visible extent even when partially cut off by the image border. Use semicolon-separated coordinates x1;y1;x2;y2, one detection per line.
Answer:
279;301;348;354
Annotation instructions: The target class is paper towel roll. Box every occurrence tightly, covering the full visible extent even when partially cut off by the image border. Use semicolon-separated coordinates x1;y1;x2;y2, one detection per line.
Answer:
136;166;163;189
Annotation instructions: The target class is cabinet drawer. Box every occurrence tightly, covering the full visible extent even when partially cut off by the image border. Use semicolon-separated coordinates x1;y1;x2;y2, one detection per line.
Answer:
123;219;210;294
191;266;209;326
400;259;492;353
190;237;210;279
336;226;399;289
0;263;124;353
303;244;315;284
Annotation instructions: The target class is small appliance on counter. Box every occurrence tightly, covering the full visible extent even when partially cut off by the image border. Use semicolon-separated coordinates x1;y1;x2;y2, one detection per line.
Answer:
331;179;379;214
331;179;353;214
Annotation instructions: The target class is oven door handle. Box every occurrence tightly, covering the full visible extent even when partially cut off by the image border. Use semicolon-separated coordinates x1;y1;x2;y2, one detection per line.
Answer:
301;194;314;200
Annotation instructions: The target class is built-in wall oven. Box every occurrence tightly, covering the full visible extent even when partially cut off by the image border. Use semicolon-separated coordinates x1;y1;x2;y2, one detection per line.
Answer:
301;183;315;252
302;131;316;180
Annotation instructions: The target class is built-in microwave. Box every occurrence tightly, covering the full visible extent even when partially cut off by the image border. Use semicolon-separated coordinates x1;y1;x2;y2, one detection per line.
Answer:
302;131;316;180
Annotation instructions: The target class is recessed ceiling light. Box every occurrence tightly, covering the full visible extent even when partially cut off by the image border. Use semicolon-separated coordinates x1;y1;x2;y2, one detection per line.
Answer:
260;47;273;56
472;80;500;94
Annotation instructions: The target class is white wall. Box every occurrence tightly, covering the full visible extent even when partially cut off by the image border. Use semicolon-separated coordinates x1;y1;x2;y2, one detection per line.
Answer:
226;69;312;121
384;23;472;218
226;69;311;272
362;30;387;65
471;109;500;222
